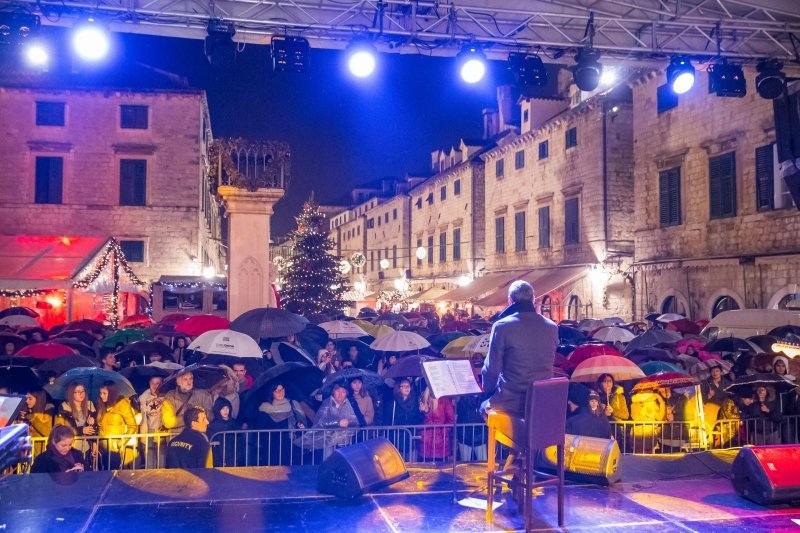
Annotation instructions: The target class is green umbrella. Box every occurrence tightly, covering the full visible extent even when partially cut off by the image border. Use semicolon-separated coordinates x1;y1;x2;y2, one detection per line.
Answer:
638;361;686;376
102;328;150;349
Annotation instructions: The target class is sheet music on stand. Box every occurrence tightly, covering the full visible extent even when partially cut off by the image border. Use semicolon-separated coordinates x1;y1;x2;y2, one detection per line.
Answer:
421;359;482;399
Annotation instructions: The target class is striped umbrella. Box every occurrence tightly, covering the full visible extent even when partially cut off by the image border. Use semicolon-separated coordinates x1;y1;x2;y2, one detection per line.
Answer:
570;355;646;383
689;359;734;381
632;372;697;393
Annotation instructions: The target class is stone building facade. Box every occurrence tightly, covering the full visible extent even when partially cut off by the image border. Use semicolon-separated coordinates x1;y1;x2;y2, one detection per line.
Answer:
0;84;224;284
364;194;411;291
631;67;800;319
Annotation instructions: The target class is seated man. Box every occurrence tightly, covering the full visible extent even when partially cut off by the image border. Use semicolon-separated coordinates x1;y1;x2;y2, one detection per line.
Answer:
165;406;212;469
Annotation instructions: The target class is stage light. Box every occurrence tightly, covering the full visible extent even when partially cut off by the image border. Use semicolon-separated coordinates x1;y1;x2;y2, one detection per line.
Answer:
25;39;49;67
573;49;603;91
457;45;486;84
346;41;377;78
508;53;547;87
272;35;309;73
756;59;785;100
0;13;40;44
667;56;695;94
72;18;110;61
205;19;237;67
202;266;216;279
599;67;617;87
708;61;746;97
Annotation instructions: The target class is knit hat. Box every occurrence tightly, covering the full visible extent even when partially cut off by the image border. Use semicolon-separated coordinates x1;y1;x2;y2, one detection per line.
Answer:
587;390;600;405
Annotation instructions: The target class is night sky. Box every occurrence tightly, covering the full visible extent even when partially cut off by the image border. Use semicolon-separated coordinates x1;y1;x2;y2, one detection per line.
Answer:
115;33;502;236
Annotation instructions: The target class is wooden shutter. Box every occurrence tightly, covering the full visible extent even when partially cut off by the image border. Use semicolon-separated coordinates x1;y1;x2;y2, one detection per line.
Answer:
755;144;774;211
515;211;526;251
538;206;550;248
495;217;505;253
720;153;736;216
659;168;681;226
565;199;579;243
453;228;461;260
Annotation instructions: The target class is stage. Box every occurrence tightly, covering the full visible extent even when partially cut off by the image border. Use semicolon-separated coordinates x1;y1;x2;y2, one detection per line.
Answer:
2;452;799;532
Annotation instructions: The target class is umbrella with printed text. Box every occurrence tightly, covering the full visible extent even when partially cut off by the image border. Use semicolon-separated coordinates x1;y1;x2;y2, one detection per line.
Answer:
37;353;98;375
570;355;646;383
0;307;38;319
17;342;78;360
46;367;135;400
120;314;154;328
383;354;438;379
230;308;309;340
175;315;231;337
188;329;262;358
463;334;491;355
371;331;430;352
632;372;697;393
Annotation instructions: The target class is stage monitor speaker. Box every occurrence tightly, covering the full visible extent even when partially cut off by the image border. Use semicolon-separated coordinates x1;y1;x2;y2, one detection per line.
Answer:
731;445;800;505
317;438;409;499
538;434;621;485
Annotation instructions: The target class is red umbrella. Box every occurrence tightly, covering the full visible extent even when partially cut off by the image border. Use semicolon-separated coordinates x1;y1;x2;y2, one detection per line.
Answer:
16;342;78;360
66;319;105;333
159;313;191;325
442;320;472;332
120;314;154;328
566;343;623;370
175;315;231;336
666;318;701;335
632;372;698;393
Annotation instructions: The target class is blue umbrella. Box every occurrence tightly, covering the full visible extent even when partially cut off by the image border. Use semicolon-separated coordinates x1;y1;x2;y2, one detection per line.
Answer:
45;367;135;400
639;361;686;376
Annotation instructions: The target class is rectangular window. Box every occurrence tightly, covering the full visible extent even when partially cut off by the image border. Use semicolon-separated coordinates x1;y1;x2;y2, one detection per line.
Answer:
565;198;580;244
366;218;374;229
392;245;397;268
427;236;434;265
120;105;149;129
384;213;389;223
392;208;397;220
659;167;682;226
426;192;434;205
495;217;505;253
120;159;147;206
440;186;447;201
439;233;447;262
35;102;65;126
565;127;578;149
119;240;145;263
416;238;423;267
357;226;360;236
453;228;461;261
538;140;549;160
453;179;461;196
416;198;422;209
496;159;504;178
709;152;737;219
538;206;551;248
34;156;63;204
515;150;525;170
377;216;381;227
523;109;529;123
657;83;679;114
514;211;526;252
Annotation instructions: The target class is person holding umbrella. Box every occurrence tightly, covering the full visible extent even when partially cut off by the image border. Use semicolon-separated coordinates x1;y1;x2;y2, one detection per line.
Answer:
162;371;214;432
594;374;630;422
740;385;782;445
56;383;97;439
97;381;138;469
301;383;358;460
256;381;309;465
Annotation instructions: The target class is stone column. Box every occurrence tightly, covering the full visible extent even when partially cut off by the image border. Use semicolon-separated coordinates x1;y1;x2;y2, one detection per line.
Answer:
218;185;284;320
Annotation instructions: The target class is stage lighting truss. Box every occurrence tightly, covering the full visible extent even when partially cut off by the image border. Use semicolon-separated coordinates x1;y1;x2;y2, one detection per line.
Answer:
457;44;487;84
667;55;696;94
573;48;602;92
755;59;786;100
708;61;746;97
508;53;547;87
205;19;236;67
272;35;310;73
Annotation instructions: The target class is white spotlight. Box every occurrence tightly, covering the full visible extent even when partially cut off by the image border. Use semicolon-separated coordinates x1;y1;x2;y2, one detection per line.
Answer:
72;19;110;61
346;42;377;78
599;68;617;86
458;45;487;84
25;41;49;67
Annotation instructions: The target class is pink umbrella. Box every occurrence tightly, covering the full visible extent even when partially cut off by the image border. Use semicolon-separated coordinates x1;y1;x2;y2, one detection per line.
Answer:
566;343;623;370
175;315;231;336
676;339;705;354
571;355;646;383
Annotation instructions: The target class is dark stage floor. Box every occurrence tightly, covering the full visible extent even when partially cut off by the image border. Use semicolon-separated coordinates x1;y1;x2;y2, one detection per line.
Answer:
2;452;799;532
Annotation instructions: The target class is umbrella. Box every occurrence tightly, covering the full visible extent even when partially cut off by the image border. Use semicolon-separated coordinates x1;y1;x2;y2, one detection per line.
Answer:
688;359;734;381
230;308;309;340
357;308;378;318
48;338;96;358
188;329;262;358
175;315;231;336
427;332;469;351
241;362;323;421
676;338;706;354
118;340;172;360
665;318;701;335
676;353;703;368
746;335;780;353
626;348;676;365
383;354;439;379
17;342;78;360
442;320;472;333
120;314;154;328
119;364;176;393
296;324;329;357
592;326;636;343
145;323;185;338
0;332;28;353
703;337;763;354
320;367;384;396
768;325;800;339
319;320;369;339
374;313;408;327
158;363;228;393
352;319;375;332
440;337;474;359
0;365;41;393
371;324;396;339
657;313;685;323
625;329;682;352
371;331;430;352
632;372;697;393
37;353;98;375
333;339;377;368
159;313;191;325
274;342;316;365
577;318;605;332
102;329;150;349
724;373;797;397
639;361;686;376
51;330;98;347
0;315;39;328
463;334;491;355
644;313;661;322
469;319;493;331
65;319;105;333
46;367;135;400
602;317;626;326
0;307;39;319
558;325;587;344
0;355;38;367
571;355;646;382
567;344;624;370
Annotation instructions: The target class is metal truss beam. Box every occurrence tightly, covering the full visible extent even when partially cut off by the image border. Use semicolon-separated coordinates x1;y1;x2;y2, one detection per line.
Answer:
5;0;800;61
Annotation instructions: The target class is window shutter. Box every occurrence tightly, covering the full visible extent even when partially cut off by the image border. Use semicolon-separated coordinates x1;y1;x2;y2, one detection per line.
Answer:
49;157;63;204
709;157;722;218
669;169;681;225
538;206;550;248
755;144;774;211
659;170;670;226
720;153;736;216
565;198;579;243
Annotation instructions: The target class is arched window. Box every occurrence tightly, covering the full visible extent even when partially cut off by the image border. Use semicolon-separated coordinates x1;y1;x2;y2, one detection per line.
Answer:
540;295;552;319
778;293;800;310
661;295;687;316
712;295;740;317
567;295;580;321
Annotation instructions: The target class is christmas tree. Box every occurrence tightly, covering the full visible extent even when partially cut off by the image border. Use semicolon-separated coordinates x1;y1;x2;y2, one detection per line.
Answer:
281;200;351;320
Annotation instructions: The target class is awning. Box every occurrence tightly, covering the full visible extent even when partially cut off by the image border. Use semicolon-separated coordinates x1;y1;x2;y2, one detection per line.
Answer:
439;269;532;303
0;236;106;289
406;287;451;302
473;266;588;307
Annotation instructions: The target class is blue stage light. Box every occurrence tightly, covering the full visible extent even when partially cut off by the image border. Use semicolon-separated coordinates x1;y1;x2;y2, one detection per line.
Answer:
25;39;49;67
346;41;377;78
72;19;110;61
457;45;486;84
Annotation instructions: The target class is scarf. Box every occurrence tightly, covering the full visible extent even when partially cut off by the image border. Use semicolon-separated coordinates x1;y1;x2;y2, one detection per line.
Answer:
259;398;294;423
47;444;77;471
496;300;536;320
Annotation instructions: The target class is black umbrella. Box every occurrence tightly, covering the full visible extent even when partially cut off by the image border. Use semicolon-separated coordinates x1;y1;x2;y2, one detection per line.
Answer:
52;330;97;347
558;325;587;344
230;308;309;340
704;337;763;354
21;328;49;343
275;342;316;366
334;339;377;368
625;329;682;352
241;362;323;421
768;325;800;339
145;323;184;338
644;313;661;322
724;373;797;397
746;335;780;353
0;365;41;393
626;348;677;365
320;367;384;396
0;355;38;368
383;354;439;379
116;340;173;366
36;353;97;375
427;332;470;351
120;364;176;394
49;338;97;358
296;324;329;356
158;363;228;393
357;308;378;318
0;306;39;319
0;332;28;353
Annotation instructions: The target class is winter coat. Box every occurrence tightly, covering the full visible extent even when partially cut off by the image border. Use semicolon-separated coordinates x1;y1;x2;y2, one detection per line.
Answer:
161;388;214;431
596;385;630;421
56;401;97;436
420;397;455;459
566;408;613;439
383;393;424;426
353;394;375;425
